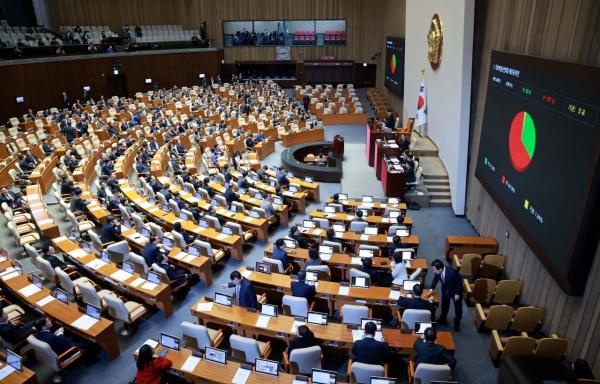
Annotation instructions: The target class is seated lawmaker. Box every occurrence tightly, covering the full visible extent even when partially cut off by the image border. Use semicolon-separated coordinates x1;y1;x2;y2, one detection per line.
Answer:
304;245;321;269
156;254;192;287
142;236;162;266
388;235;410;256
390;252;408;285
272;239;289;268
360;257;379;285
42;245;70;270
69;187;89;214
100;216;121;243
0;312;35;346
173;222;194;244
291;271;316;302
351;321;389;365
413;327;456;369
287;325;319;355
135;343;173;384
0;187;27;210
397;283;435;319
34;317;99;363
288;225;308;248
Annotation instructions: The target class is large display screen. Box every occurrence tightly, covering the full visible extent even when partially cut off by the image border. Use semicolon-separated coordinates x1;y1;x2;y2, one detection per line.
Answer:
384;37;405;96
475;51;600;295
223;20;346;47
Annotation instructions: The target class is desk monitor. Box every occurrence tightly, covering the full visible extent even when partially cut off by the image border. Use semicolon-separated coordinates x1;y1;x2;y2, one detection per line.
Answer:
238;189;246;196
289;186;299;193
387;197;399;204
68;231;78;241
338;193;348;201
53;287;69;304
254;193;263;200
160;332;180;351
273;196;283;205
395;228;410;237
307;311;328;325
333;223;346;232
215;292;232;307
179;212;188;221
319;245;333;255
162;237;174;249
188;245;200;257
122;261;134;275
122;219;132;228
371;378;396;384
222;226;233;236
362;195;373;203
12;259;22;273
305;271;318;283
148;197;156;205
402;250;415;260
364;227;378;235
205;346;227;364
199;219;209;228
6;349;22;372
351;276;370;288
86;303;101;320
402;280;420;292
161;204;170;212
269;180;277;187
304;176;313;183
210;198;219;206
415;321;436;334
145;78;152;84
249;210;260;219
230;204;238;213
255;358;279;376
260;303;278;317
255;262;272;274
140;228;151;238
195;192;203;200
361;318;383;331
284;239;297;249
30;273;42;288
359;209;370;217
303;220;316;228
80;241;92;253
146;271;161;285
389;211;401;219
15;96;24;103
359;249;374;258
183;185;190;193
324;206;336;213
100;251;111;263
312;368;337;384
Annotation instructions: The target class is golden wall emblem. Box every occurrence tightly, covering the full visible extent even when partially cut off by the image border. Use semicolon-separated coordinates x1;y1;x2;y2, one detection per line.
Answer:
427;13;443;71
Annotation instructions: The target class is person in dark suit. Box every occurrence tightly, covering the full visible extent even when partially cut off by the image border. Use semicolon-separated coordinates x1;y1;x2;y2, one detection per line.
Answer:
173;222;194;244
63;123;76;143
100;216;121;243
142;236;162;266
272;239;289;268
388;235;410;257
360;257;379;285
148;139;160;151
413;327;457;369
34;317;99;363
136;158;150;175
62;91;70;108
18;154;35;174
41;245;70;269
397;283;435;319
291;271;316;302
96;181;109;203
351;321;389;365
69;187;89;214
60;174;74;196
0;312;35;345
399;134;410;151
352;209;366;223
202;177;215;198
287;325;318;355
430;259;463;331
224;183;239;206
276;167;289;187
221;271;258;309
384;111;395;129
157;254;192;286
302;94;310;112
0;187;26;210
288;225;308;248
41;139;55;155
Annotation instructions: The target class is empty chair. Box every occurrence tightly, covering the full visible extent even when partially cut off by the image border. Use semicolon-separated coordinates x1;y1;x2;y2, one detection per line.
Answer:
27;335;83;383
510;306;544;333
88;229;114;252
36;257;59;284
229;334;271;363
489;330;536;365
464;278;496;305
312;218;329;229
66;210;95;234
341;304;370;325
204;214;221;230
534;335;568;359
408;362;452;384
149;222;164;238
225;221;254;242
283;345;322;375
193;239;224;264
492;280;522;305
350;221;368;233
105;240;129;265
349;268;370;280
7;221;40;247
453;253;482;277
349;361;386;384
103;295;147;335
131;213;146;230
479;254;506;279
180;321;224;351
282;295;312;318
55;267;93;299
76;281;117;309
124;252;148;275
171;230;187;249
401;309;432;330
474;304;514;331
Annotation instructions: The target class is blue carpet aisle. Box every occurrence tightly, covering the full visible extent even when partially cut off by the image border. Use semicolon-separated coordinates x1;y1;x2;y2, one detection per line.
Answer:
2;118;496;383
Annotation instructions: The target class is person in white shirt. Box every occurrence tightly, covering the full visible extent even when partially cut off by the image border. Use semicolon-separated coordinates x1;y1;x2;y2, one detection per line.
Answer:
390;252;408;285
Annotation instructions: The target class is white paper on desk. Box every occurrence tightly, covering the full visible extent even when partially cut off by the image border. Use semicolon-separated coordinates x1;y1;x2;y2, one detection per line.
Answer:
196;302;214;312
244;217;253;223
388;289;401;300
183;255;196;263
38;218;54;225
139;201;152;209
362;202;374;208
0;267;15;276
387;236;393;243
69;248;88;259
282;191;295;197
173;252;186;260
71;314;99;330
111;269;132;282
37;295;55;306
19;283;42;297
319;253;332;261
129;277;145;287
141;282;158;291
135;338;159;353
216;233;229;241
335;231;344;238
256;315;270;328
232;367;251;384
241;270;253;279
338;286;350;296
290;320;305;333
188;197;199;204
86;259;107;270
0;256;6;263
54;236;67;243
352;329;383;342
0;365;16;380
350;257;362;265
1;271;20;281
360;235;370;241
181;355;201;373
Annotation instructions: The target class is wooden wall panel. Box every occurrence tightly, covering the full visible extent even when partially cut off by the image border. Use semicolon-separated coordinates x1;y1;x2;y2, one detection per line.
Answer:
0;50;223;121
466;0;600;375
42;0;388;63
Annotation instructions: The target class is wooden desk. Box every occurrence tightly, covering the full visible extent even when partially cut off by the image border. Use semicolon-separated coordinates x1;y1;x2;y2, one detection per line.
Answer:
303;155;328;163
324;198;407;213
444;236;499;258
52;237;174;318
296;226;419;249
0;358;37;384
322;112;369;126
134;343;296;383
280;129;325;147
25;185;60;239
265;169;320;202
375;142;402;180
28;155;58;194
192;298;453;352
225;133;250;154
255;139;275;160
366;123;396;167
381;160;406;198
309;210;413;229
0;260;120;360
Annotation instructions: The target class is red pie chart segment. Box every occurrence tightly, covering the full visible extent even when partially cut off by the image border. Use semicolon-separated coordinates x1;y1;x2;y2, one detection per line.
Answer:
391;54;397;74
509;111;536;172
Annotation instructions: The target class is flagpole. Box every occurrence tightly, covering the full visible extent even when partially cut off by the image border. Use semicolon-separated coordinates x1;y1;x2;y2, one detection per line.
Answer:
416;68;426;136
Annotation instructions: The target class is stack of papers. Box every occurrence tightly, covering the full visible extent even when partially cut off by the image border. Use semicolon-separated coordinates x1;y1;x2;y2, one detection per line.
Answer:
350;257;362;265
196;302;214;312
36;295;55;306
129;277;145;287
388;290;401;300
173;252;187;260
216;233;229;241
1;270;19;281
290;320;305;333
183;255;196;263
360;234;370;240
111;269;132;282
71;314;99;330
180;356;201;373
0;365;15;380
19;284;42;297
141;282;158;291
319;253;332;262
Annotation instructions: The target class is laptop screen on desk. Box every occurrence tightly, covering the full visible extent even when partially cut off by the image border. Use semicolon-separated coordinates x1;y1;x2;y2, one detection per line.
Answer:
6;349;22;372
255;358;278;376
364;227;378;235
303;220;316;228
260;303;278;317
319;245;333;255
162;237;174;248
351;276;369;288
86;303;101;320
255;262;271;274
160;333;180;351
307;311;328;325
284;239;296;249
361;318;382;331
362;195;373;203
215;292;232;307
312;369;337;384
205;347;227;364
415;322;436;334
371;377;396;384
122;261;134;275
324;206;336;213
332;223;345;232
140;228;151;238
53;288;69;304
403;280;419;292
338;193;348;200
359;249;374;258
146;271;161;285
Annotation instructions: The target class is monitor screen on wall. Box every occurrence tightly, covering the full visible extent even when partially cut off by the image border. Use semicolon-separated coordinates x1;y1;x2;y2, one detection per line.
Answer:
223;20;346;47
475;51;600;295
384;37;405;96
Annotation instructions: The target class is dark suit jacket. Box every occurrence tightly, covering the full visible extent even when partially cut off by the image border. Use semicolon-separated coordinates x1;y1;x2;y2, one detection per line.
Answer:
384;114;395;129
100;222;121;243
288;335;318;354
63;125;75;142
351;336;389;365
35;330;73;355
413;339;456;369
0;321;33;344
0;191;22;208
431;266;463;297
291;281;316;301
70;196;88;213
397;297;434;318
142;243;161;266
224;189;238;206
229;278;257;309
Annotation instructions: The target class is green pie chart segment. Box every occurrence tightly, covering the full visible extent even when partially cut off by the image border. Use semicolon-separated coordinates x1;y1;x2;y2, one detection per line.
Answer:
508;111;536;172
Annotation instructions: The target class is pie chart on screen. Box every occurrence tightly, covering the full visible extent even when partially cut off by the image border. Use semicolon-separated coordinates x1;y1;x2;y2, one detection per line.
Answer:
508;111;536;172
391;54;397;74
